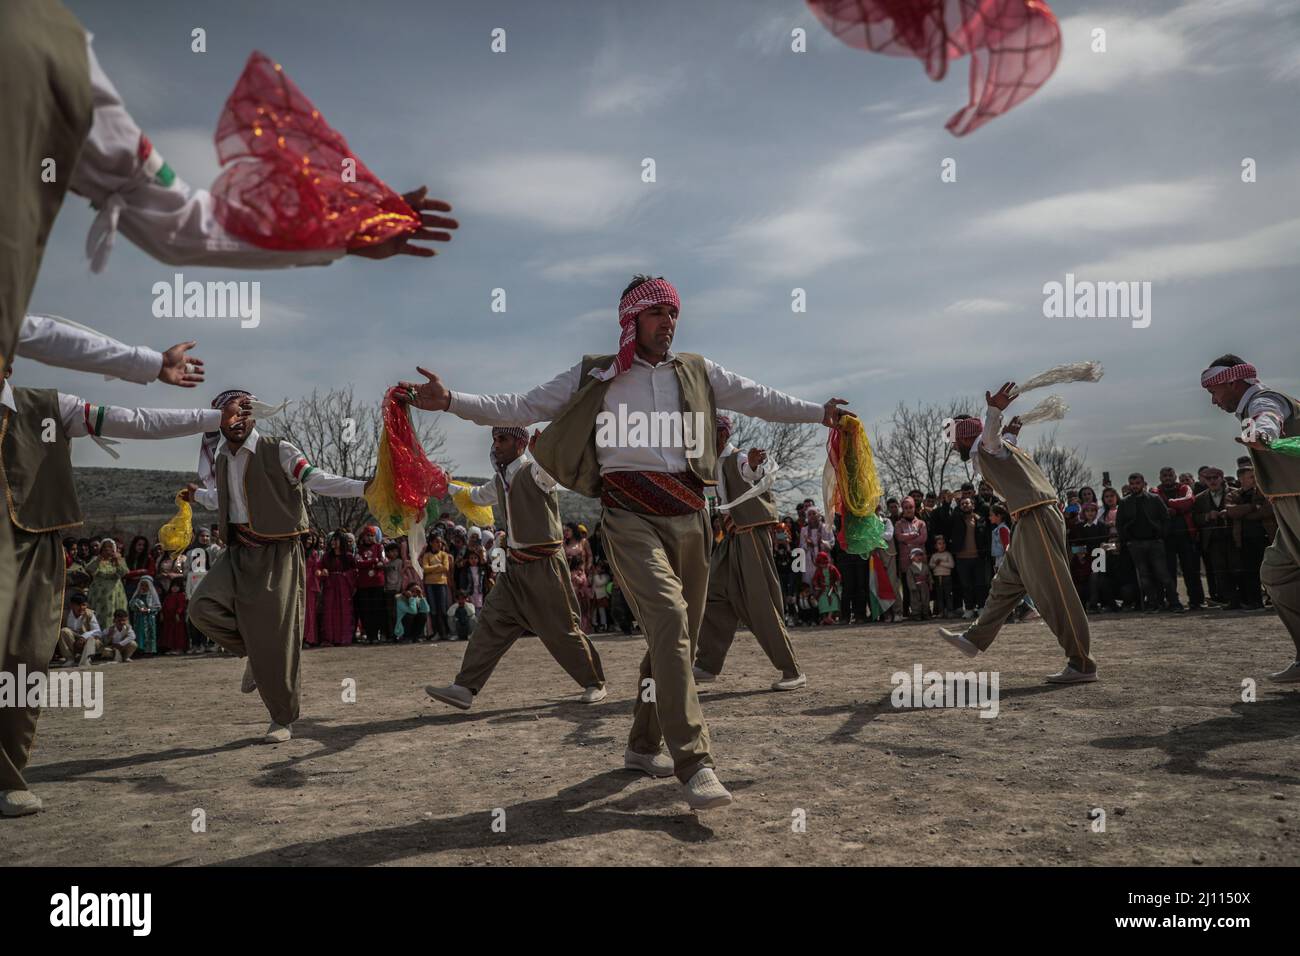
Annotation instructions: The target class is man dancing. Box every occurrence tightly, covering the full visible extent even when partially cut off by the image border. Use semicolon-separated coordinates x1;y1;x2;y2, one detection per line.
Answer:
183;389;373;743
399;274;849;810
937;383;1097;684
1202;355;1300;682
693;415;805;691
425;427;607;710
0;366;249;817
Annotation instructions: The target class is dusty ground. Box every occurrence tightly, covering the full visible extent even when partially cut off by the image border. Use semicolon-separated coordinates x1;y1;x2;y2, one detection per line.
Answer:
6;610;1299;866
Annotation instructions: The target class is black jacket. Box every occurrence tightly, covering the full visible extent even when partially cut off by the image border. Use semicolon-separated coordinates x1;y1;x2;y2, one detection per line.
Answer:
1117;491;1168;543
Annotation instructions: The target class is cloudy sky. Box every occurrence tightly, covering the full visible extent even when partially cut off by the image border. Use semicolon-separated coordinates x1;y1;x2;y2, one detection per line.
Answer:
27;0;1300;486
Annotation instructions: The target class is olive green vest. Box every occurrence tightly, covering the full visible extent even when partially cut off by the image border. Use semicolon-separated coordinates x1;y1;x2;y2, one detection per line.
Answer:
1251;389;1300;497
496;457;562;547
975;440;1058;516
720;449;777;530
1;387;83;532
216;434;309;538
0;0;92;368
532;352;718;499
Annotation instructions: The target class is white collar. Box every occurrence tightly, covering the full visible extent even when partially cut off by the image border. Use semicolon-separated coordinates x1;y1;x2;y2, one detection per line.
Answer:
219;427;261;458
632;349;677;369
0;381;14;414
1235;382;1267;417
500;452;532;481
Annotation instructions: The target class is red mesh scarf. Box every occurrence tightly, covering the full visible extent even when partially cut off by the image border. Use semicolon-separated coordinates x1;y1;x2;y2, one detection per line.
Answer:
807;0;1061;135
212;52;420;251
366;388;449;537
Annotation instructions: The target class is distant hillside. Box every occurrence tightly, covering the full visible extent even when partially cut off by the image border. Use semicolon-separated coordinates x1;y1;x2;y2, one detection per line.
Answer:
72;466;603;539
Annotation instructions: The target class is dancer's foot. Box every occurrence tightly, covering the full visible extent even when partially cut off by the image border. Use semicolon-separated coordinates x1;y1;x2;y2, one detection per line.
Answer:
426;683;473;710
262;722;292;743
938;627;980;658
580;685;607;704
684;768;733;810
771;673;807;691
240;660;257;694
692;665;717;684
0;789;42;817
1268;661;1300;683
623;748;674;778
1045;665;1098;684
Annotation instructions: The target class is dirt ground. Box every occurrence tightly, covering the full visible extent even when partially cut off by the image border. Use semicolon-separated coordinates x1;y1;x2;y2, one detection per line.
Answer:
6;609;1299;867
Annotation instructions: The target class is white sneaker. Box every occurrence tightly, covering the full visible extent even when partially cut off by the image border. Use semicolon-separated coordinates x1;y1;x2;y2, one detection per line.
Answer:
938;627;980;658
240;660;257;694
426;683;473;710
1045;665;1099;684
771;673;807;691
113;649;122;663
0;789;42;817
684;768;733;810
580;685;608;704
692;665;717;684
262;722;292;744
1268;661;1300;683
623;748;675;778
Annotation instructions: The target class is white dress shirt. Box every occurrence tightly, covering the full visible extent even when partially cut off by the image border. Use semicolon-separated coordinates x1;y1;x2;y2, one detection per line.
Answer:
978;406;1021;461
65;609;101;640
713;443;763;507
192;427;366;521
70;38;343;273
448;351;824;474
1;380;219;440
1235;383;1289;442
466;453;557;549
18;313;162;384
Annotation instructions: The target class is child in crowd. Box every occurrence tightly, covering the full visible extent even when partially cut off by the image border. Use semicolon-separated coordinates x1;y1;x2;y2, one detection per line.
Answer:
928;535;955;618
590;561;612;632
796;584;819;627
160;578;189;654
448;591;476;641
905;547;932;621
812;551;841;625
128;577;161;655
394;583;429;642
383;542;404;642
102;609;138;663
568;554;591;632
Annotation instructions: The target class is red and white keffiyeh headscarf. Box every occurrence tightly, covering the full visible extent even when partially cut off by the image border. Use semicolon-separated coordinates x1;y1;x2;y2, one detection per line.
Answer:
592;278;681;382
1200;363;1258;389
716;414;733;436
954;416;984;440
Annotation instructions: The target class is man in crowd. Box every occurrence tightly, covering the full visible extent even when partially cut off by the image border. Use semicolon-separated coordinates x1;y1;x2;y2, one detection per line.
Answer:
1118;474;1182;613
1156;466;1204;610
1192;467;1238;608
1225;465;1272;610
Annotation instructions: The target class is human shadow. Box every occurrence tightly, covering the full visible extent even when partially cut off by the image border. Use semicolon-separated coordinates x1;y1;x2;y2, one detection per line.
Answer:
802;683;1073;743
1091;693;1300;784
214;769;755;865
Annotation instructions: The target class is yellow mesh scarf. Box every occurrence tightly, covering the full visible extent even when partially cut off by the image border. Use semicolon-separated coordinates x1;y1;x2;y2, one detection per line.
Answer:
450;480;495;528
158;493;193;558
834;416;884;516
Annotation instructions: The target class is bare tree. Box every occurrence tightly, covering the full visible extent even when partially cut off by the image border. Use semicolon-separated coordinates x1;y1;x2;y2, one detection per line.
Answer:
276;385;452;533
1028;427;1093;494
872;397;981;497
725;412;823;511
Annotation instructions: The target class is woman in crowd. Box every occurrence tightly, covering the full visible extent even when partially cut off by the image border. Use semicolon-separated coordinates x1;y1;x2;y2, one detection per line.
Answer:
320;531;358;646
303;532;325;647
128;576;162;655
800;508;835;585
159;578;189;654
86;539;129;632
353;525;388;643
123;535;154;591
568;554;592;632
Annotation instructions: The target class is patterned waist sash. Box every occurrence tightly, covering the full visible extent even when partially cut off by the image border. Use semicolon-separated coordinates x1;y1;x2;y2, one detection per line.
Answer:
601;470;706;517
508;543;561;564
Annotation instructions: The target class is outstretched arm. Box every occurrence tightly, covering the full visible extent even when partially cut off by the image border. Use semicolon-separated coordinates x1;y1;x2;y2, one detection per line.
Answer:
20;313;205;387
57;393;226;440
399;362;583;427
706;359;847;426
277;441;369;499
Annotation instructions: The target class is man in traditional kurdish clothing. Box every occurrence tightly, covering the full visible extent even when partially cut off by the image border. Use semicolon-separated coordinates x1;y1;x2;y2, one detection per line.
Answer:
425;427;607;710
399;274;849;811
1202;355;1300;682
0;366;250;817
693;415;805;691
0;0;457;676
182;389;373;744
937;383;1097;684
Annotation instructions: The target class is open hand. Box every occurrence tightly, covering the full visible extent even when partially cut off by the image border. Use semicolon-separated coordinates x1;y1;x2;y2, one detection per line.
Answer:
986;382;1017;412
347;187;459;260
822;398;851;428
396;367;451;412
219;398;252;432
158;341;205;387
